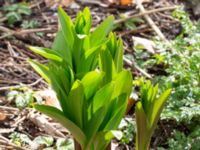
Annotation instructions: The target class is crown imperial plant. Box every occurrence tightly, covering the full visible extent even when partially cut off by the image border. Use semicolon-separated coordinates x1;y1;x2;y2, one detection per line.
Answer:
28;7;132;150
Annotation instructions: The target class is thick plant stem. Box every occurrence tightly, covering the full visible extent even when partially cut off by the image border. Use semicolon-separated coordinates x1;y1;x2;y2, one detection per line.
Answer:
74;140;111;150
136;136;150;150
136;142;150;150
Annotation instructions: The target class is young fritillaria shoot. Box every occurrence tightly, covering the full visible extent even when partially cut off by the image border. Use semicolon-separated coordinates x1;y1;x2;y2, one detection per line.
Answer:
135;79;171;150
28;7;132;150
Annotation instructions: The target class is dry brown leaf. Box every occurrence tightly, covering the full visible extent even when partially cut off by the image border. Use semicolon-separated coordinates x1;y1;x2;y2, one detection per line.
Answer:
0;112;6;121
36;90;61;109
45;0;74;8
132;36;156;54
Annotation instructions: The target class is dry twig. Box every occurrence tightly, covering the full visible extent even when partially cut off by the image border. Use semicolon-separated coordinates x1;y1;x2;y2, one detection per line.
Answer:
123;57;152;79
115;6;177;25
0;78;43;91
135;0;167;41
0;27;54;40
76;0;109;7
28;111;66;138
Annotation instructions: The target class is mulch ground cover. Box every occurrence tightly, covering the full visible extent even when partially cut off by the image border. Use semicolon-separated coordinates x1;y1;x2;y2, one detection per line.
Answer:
0;0;197;149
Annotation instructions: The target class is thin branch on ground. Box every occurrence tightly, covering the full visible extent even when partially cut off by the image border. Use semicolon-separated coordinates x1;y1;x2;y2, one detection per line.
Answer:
28;110;66;138
0;27;54;40
115;6;177;24
135;0;168;41
123;57;152;79
0;78;43;91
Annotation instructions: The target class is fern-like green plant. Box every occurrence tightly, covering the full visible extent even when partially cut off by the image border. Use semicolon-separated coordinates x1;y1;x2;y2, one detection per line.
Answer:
28;7;132;150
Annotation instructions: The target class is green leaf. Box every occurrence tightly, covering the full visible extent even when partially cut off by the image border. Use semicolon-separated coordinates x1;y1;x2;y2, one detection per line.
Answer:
58;7;74;49
3;4;18;11
90;16;114;48
72;34;85;72
48;64;72;94
84;107;106;144
106;33;123;73
147;84;158;120
77;45;102;77
150;84;159;104
99;94;126;131
83;36;90;51
34;105;86;148
52;30;72;66
9;132;32;146
105;130;123;140
99;49;116;84
135;101;149;150
75;12;85;34
18;4;31;15
125;21;136;30
56;138;74;150
29;47;62;62
114;38;123;73
15;94;28;108
81;71;104;100
112;70;132;99
75;7;91;35
140;80;151;114
92;82;114;113
67;80;84;128
47;64;72;115
28;59;50;83
150;88;171;128
33;136;54;147
82;7;92;34
106;33;117;58
6;12;22;24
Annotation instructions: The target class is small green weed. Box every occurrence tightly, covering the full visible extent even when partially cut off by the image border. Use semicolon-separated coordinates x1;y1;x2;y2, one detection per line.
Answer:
3;2;31;25
157;128;200;150
7;88;42;108
21;20;40;29
120;118;135;144
9;132;74;149
155;8;200;123
135;7;200;123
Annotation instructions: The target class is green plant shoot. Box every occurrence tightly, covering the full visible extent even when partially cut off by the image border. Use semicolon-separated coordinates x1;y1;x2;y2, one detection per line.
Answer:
28;7;132;150
135;79;171;150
